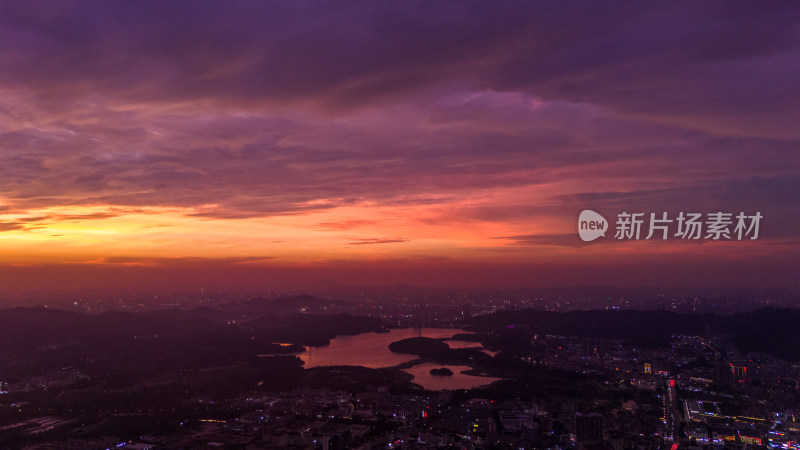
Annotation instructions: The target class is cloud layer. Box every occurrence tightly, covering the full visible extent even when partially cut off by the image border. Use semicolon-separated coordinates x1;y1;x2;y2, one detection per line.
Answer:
0;1;798;288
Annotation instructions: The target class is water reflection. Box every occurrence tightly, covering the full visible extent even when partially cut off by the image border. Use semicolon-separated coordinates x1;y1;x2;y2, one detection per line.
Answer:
402;363;502;391
289;328;503;390
300;328;466;369
445;339;499;357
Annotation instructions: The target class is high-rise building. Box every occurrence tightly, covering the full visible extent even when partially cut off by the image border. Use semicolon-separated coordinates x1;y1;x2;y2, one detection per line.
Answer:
714;361;733;386
731;365;747;381
575;413;604;445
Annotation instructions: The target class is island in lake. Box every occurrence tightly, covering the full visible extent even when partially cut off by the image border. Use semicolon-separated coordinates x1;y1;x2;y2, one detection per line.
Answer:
429;367;454;376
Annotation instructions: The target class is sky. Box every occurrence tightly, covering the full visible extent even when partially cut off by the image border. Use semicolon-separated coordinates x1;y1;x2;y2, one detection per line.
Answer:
0;1;799;292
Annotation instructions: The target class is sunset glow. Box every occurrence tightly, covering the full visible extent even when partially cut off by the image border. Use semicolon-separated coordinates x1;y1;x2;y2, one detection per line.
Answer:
0;2;798;291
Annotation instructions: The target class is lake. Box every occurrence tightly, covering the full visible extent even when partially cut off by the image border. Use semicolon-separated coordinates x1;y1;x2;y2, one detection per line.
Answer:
300;328;464;369
445;339;499;356
297;328;501;390
402;363;502;391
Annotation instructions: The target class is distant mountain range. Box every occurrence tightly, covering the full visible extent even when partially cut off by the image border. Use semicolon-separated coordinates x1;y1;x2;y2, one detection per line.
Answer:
0;296;385;383
1;299;798;382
